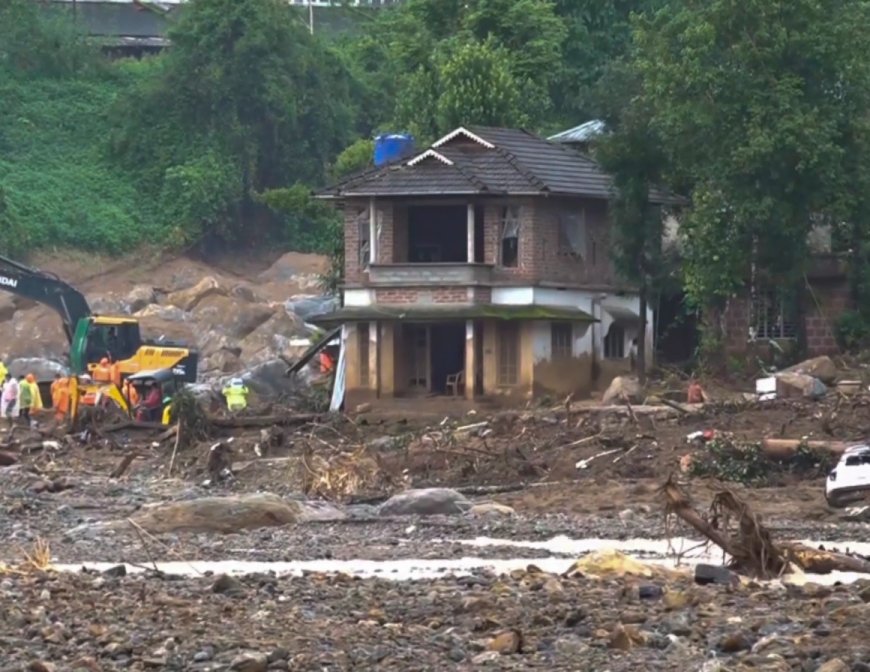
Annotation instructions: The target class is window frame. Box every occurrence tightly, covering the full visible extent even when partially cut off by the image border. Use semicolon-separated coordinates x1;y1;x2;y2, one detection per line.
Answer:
497;321;520;386
500;205;520;268
551;322;573;360
604;323;625;359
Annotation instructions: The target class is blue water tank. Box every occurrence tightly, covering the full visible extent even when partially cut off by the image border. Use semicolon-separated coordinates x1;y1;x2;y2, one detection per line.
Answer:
374;133;415;167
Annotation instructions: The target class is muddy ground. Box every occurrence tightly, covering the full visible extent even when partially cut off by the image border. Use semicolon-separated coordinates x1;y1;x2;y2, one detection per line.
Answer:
1;397;869;670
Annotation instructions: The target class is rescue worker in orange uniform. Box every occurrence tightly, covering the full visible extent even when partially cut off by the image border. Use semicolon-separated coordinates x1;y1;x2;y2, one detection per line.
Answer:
51;374;71;422
93;357;113;383
122;379;140;407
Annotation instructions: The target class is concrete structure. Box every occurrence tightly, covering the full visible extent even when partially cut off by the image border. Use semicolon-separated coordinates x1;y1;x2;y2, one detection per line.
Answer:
316;126;674;408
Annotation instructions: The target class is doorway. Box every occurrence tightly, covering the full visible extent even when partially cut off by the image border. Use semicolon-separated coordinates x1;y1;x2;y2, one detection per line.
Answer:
429;323;466;394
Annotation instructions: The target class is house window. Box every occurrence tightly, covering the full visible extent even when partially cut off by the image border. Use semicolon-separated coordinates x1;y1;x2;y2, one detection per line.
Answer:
551;322;572;360
558;208;587;258
497;322;519;386
358;323;370;386
604;323;625;359
356;208;370;268
500;206;520;267
751;290;797;340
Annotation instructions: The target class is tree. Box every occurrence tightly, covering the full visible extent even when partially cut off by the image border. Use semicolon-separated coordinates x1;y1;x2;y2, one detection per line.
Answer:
112;0;357;244
595;65;668;384
628;0;870;327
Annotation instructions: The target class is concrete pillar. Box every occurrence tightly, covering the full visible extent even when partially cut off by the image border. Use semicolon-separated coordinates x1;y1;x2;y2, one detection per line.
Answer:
467;203;475;263
369;197;378;264
465;319;475;400
369;321;379;395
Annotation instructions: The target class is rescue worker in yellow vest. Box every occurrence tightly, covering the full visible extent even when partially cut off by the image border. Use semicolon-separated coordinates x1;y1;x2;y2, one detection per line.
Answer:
0;361;7;386
222;378;249;412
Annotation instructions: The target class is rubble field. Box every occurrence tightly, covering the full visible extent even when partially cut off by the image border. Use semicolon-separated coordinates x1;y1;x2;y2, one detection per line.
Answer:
2;392;870;670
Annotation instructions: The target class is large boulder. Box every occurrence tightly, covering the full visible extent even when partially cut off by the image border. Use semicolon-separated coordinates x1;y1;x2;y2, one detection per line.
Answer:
257;252;327;285
124;285;157;314
602;376;642;405
378;488;472;517
238;310;307;366
130;493;302;534
165;276;226;311
194;295;275;340
7;357;68;381
286;295;339;321
134;304;189;323
232;359;294;397
201;348;243;376
784;356;838;385
775;372;827;399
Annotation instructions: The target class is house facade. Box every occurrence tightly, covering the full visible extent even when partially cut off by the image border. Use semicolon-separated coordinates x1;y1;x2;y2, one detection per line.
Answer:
316;126;670;408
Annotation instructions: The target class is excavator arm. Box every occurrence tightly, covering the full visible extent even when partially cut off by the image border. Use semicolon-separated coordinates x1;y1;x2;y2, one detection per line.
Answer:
0;254;92;344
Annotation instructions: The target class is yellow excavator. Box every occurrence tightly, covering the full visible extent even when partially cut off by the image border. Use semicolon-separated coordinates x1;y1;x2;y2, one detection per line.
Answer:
0;254;198;419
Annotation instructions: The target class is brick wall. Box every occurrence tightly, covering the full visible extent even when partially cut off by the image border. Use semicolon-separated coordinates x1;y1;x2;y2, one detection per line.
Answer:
374;287;490;305
343;198;367;286
345;195;618;289
533;197;617;286
805;280;850;354
722;279;851;355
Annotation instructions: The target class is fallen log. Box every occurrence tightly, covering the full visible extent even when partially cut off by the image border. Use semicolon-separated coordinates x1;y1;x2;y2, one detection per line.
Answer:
761;438;849;459
662;476;870;577
208;413;317;429
110;453;138;479
781;542;870;574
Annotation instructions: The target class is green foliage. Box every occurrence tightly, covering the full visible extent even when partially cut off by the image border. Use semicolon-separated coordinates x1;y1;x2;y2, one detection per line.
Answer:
0;0;100;78
159;152;243;247
628;0;870;310
332;138;374;180
689;435;834;485
0;68;158;254
112;0;357;244
836;311;870;351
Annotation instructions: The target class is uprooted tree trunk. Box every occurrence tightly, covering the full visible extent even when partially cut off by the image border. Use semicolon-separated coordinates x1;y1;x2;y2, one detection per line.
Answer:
662;476;870;577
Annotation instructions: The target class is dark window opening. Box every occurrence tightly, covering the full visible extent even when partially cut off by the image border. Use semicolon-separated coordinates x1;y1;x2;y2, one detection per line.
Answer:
474;204;485;263
408;205;466;262
558;208;587;258
604;324;625;359
551;322;572;360
751;289;797;340
356;208;370;268
500;206;520;267
86;322;141;364
497;322;520;385
358;323;370;386
429;323;465;394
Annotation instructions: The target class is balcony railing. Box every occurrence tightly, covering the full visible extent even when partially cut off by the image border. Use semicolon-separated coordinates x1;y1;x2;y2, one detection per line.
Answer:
367;263;493;285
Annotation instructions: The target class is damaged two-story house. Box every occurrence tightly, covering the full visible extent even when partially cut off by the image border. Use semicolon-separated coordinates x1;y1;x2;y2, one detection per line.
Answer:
314;126;672;408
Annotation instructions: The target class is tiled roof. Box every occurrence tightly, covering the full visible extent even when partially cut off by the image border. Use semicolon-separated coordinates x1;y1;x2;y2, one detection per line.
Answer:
317;126;676;203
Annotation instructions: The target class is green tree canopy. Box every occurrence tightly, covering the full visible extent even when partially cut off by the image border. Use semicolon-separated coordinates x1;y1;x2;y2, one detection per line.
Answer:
112;0;357;244
628;0;870;309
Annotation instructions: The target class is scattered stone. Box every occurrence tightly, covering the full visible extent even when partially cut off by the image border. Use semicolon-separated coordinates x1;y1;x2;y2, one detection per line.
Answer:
487;629;523;654
211;574;245;595
230;652;269;672
378;488;471;517
814;660;849;672
718;631;753;653
694;563;737;586
125;285;157;313
471;651;500;664
609;623;644;651
354;402;372;414
28;662;57;672
166;276;226;311
638;584;663;600
102;564;126;578
467;502;515;517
